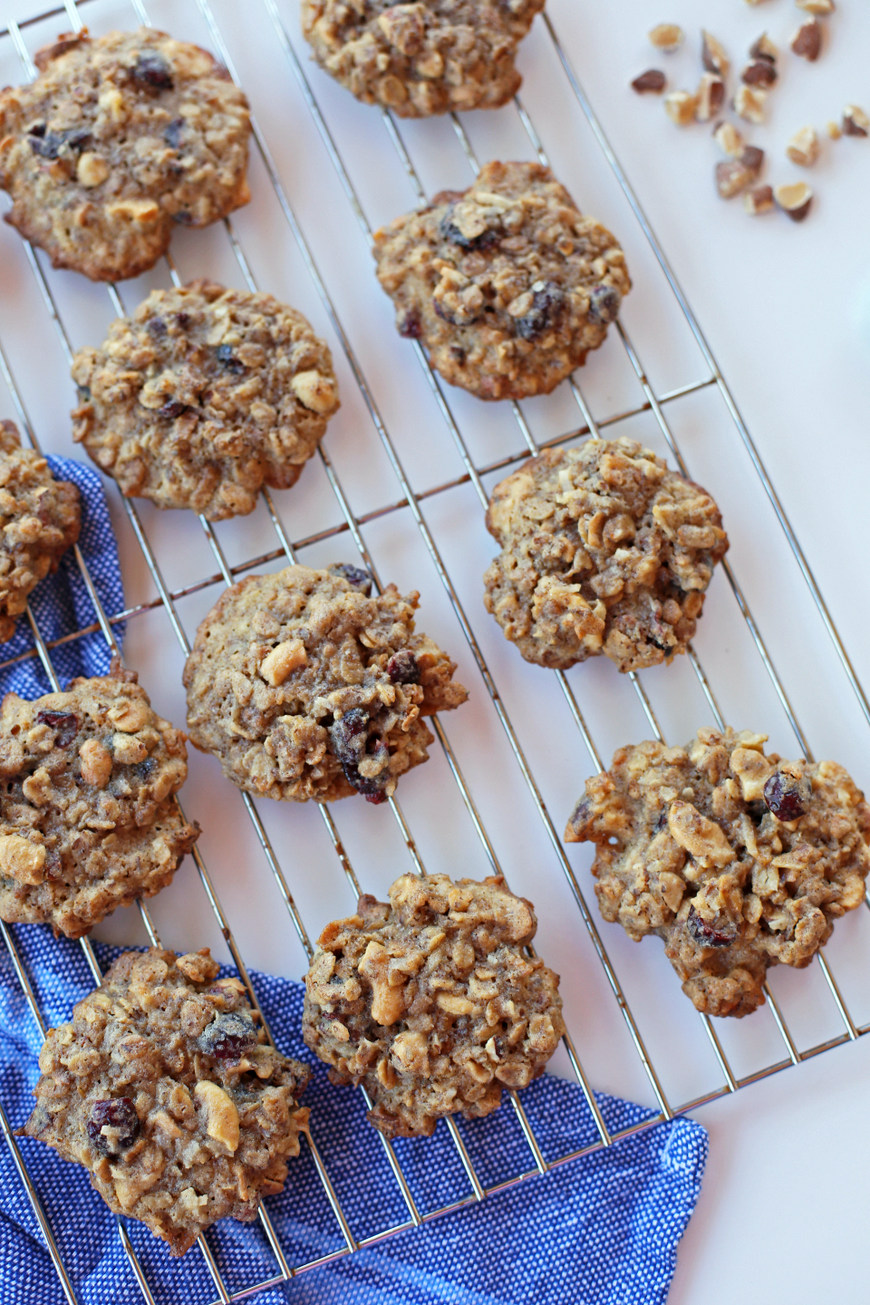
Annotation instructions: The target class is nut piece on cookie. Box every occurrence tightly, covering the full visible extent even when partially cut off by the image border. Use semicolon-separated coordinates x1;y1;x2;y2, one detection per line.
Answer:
483;438;729;674
0;28;251;281
301;0;546;118
21;948;310;1254
302;873;564;1137
183;564;467;803
0;421;80;642
373;161;630;401
0;659;199;938
71;281;339;521
564;728;870;1017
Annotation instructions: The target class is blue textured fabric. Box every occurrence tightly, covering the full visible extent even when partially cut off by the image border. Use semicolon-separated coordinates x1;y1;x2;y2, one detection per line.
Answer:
0;931;708;1305
0;453;124;696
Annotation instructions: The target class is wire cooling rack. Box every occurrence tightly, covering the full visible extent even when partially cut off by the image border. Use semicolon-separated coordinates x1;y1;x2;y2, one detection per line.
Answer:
2;0;870;1301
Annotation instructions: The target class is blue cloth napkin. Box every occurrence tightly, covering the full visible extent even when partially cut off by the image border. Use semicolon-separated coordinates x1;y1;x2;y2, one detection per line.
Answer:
0;459;708;1304
0;453;124;695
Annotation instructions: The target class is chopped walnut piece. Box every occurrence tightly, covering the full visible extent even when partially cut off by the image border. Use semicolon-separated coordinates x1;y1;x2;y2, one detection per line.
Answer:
774;181;814;221
714;121;745;157
649;23;684;53
631;69;667;94
78;738;113;788
791;19;822;62
695;74;725;122
786;126;821;166
701;30;730;79
797;0;834;13
744;185;775;215
749;34;778;63
715;151;762;200
734;85;767;124
0;834;46;885
664;90;698;125
742;61;777;88
842;105;869;137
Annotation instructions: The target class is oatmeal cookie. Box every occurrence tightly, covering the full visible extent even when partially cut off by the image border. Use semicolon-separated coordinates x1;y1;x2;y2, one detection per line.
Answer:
0;662;199;938
483;438;729;673
0;420;80;643
183;564;467;803
565;728;870;1017
22;948;310;1255
373;160;630;400
301;0;546;118
0;28;251;281
71;281;340;520
303;873;564;1137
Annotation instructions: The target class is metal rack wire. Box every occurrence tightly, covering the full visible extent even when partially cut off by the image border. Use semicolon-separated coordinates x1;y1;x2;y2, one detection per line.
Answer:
1;0;869;1301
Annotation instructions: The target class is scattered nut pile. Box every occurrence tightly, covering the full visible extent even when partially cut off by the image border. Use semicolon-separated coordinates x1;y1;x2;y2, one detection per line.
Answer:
631;2;866;223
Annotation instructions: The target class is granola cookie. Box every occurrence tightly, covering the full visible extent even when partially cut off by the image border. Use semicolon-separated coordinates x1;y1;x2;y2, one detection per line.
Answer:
302;873;564;1137
71;281;340;520
183;564;467;803
0;420;80;643
0;662;199;938
0;28;251;281
373;160;630;400
565;728;870;1017
301;0;546;118
22;948;310;1255
483;438;729;672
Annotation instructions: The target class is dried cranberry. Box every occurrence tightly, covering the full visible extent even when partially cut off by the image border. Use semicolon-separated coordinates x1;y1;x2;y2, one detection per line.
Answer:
145;316;167;339
132;52;174;92
687;905;735;949
386;650;419;684
214;344;246;375
763;772;807;821
329;563;372;595
329;708;369;767
398;311;422;340
438;206;499;251
36;711;79;747
28;125;90;159
329;711;390;801
172;211;193;226
515;281;565;341
587;284;621;326
86;1098;139;1156
158;399;190;420
163;118;184;150
75;384;91;403
174;312;192;331
199;1011;257;1061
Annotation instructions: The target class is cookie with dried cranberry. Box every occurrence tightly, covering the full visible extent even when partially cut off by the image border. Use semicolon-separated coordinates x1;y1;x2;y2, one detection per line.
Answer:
0;420;80;643
565;728;870;1018
71;281;339;520
183;564;467;803
303;873;564;1137
301;0;546;118
373;160;630;400
484;438;728;673
0;661;199;938
22;947;310;1255
0;28;251;281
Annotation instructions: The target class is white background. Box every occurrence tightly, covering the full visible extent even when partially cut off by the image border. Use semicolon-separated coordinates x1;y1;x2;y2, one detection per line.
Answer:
1;0;870;1301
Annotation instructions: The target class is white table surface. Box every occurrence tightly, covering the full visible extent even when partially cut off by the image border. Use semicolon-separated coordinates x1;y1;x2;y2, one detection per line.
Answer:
2;1;869;1302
